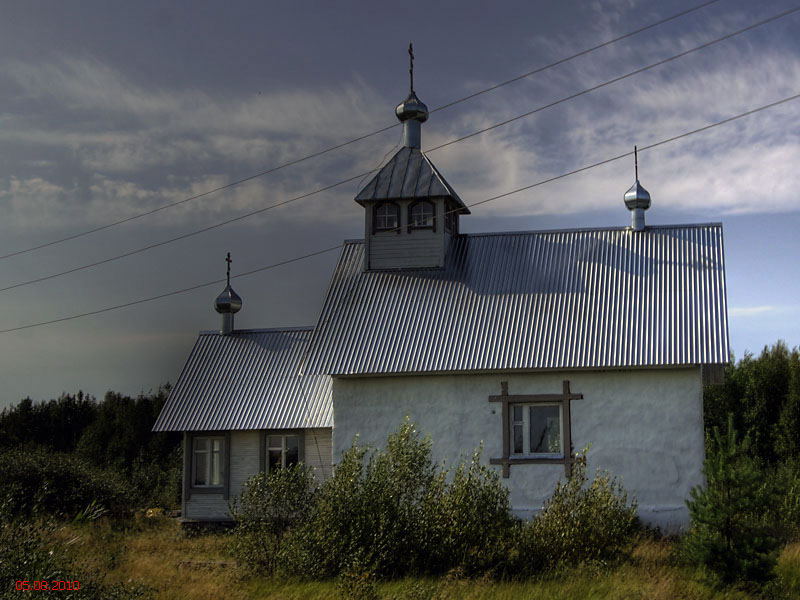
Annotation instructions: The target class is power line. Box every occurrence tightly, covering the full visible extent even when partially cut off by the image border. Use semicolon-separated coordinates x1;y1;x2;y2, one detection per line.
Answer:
0;0;724;261
2;90;797;335
2;4;794;295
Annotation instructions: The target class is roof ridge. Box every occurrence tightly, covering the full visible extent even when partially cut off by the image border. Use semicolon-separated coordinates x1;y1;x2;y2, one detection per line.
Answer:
198;326;314;335
342;222;722;246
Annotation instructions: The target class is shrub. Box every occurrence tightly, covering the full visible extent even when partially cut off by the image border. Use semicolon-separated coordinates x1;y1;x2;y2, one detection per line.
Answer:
683;414;780;585
516;449;639;574
129;446;182;509
419;446;515;576
229;463;316;573
0;448;134;521
280;420;514;579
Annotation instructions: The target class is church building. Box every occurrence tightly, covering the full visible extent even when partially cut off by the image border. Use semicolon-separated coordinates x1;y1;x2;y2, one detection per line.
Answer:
153;62;729;532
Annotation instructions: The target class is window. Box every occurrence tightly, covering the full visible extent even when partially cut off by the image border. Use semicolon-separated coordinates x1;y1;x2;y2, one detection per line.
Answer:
445;210;458;234
511;404;563;457
266;434;300;471
193;436;225;487
374;202;400;232
489;380;582;477
409;201;435;231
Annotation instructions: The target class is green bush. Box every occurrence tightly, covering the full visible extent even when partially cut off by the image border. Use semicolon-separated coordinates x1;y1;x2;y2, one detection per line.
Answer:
516;449;638;574
683;414;780;585
772;457;800;537
418;446;515;576
0;448;134;521
129;446;182;509
229;463;316;573
280;420;514;579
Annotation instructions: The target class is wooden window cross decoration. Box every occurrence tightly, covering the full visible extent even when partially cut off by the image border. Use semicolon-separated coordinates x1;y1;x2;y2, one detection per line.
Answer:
489;380;583;478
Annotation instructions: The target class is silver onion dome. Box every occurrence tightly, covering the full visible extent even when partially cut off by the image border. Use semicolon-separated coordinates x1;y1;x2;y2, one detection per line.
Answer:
395;90;429;123
215;252;242;334
625;147;651;231
214;283;242;315
624;180;651;211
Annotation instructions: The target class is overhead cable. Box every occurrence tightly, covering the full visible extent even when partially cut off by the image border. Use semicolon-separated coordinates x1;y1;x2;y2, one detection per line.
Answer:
2;3;795;294
2;90;798;334
0;0;724;261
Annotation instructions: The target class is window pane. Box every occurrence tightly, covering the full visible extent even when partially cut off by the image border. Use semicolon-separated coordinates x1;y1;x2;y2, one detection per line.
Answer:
512;405;522;421
194;451;208;485
285;436;300;467
268;436;283;450
268;449;282;471
376;204;398;229
411;203;433;227
194;438;208;452
530;406;561;454
513;424;523;454
210;446;223;486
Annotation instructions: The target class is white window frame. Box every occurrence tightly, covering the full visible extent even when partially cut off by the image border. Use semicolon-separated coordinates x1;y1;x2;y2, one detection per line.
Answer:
374;202;400;232
265;433;302;472
509;403;564;459
192;435;225;488
409;200;435;230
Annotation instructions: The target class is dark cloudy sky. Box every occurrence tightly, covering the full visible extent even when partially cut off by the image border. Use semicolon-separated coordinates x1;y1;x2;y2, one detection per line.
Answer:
2;0;799;407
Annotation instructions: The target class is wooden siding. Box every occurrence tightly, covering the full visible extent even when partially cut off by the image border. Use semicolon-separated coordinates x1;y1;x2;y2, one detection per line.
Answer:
304;428;333;484
369;234;443;269
183;428;333;521
185;430;259;521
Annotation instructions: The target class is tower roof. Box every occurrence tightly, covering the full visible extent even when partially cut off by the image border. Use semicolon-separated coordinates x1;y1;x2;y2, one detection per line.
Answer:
355;146;470;212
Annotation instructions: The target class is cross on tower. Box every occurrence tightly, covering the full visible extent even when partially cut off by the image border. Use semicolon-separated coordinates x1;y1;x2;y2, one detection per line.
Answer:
225;252;232;285
408;43;414;92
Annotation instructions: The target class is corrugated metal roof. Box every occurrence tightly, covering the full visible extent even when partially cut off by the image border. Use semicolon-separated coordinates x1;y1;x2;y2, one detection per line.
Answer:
153;327;331;432
355;146;470;213
305;225;729;375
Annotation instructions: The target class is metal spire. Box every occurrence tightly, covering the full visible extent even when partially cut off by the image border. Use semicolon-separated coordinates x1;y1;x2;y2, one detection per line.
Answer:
215;251;242;334
624;145;651;231
409;43;414;92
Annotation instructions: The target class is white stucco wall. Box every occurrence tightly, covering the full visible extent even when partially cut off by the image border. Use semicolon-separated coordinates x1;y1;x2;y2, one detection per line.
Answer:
332;368;704;532
183;428;333;521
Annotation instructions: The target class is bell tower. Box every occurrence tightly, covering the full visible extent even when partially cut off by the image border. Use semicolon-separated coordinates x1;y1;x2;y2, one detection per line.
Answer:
354;44;470;271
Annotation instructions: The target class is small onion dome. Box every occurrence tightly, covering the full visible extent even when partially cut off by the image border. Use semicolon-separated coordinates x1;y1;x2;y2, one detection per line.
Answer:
395;90;429;123
624;180;651;211
214;283;242;314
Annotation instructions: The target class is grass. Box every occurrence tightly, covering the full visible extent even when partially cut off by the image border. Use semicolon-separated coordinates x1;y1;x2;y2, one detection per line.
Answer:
48;516;800;599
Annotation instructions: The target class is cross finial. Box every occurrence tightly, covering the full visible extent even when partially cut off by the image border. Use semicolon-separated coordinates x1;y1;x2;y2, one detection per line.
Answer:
225;252;232;285
408;42;414;92
634;145;639;181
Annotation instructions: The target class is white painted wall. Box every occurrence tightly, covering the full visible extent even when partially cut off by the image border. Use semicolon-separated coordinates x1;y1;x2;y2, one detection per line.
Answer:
332;368;704;532
184;428;333;521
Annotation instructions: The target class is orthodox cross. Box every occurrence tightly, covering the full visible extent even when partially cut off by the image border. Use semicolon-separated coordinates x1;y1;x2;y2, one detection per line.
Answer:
408;42;414;92
634;145;639;180
225;252;232;285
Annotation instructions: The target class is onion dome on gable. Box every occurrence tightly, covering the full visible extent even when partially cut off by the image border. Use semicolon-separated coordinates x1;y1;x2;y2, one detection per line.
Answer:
355;44;469;215
624;146;651;231
214;253;242;334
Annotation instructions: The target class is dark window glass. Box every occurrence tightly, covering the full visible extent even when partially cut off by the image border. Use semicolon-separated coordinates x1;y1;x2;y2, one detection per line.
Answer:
375;203;399;230
410;202;434;228
530;405;561;454
286;435;300;467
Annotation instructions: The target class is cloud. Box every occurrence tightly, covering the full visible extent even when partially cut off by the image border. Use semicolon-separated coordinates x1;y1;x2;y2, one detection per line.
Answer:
729;305;777;317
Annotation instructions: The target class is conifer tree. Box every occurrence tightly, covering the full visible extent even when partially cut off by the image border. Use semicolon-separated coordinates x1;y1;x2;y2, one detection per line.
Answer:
684;414;779;584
